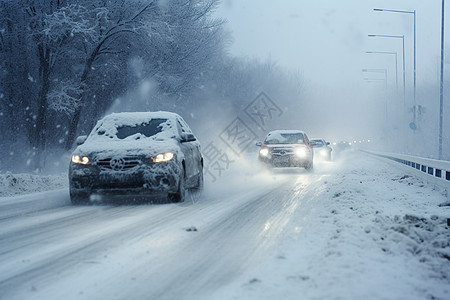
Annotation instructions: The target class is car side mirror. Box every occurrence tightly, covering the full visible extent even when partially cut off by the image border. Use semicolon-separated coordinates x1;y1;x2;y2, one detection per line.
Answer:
255;142;262;147
181;133;196;143
76;135;87;145
326;142;330;145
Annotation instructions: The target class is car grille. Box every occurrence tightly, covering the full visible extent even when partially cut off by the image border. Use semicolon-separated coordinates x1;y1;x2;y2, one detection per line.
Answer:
271;148;294;156
96;156;142;171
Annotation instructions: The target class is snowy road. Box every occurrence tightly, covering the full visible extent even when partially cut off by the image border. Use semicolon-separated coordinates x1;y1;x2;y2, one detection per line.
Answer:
0;151;449;300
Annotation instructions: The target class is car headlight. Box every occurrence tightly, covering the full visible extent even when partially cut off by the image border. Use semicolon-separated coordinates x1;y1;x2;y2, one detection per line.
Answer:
259;148;269;157
152;152;174;163
320;149;328;156
294;147;308;158
72;155;90;165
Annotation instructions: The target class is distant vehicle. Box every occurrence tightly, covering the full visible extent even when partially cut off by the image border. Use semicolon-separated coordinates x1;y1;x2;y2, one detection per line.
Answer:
69;111;203;204
334;141;352;153
310;138;333;161
256;130;314;170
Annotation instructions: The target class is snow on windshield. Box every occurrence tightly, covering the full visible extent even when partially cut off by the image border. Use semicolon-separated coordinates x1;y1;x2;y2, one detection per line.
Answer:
265;131;305;145
88;112;178;142
74;112;183;158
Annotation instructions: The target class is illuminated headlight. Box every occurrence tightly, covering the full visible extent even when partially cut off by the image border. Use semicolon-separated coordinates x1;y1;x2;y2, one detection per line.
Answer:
72;155;90;165
259;148;269;157
295;148;308;158
320;150;328;157
152;152;174;163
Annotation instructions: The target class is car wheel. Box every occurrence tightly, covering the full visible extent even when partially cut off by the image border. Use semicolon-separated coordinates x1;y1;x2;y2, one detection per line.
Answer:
168;172;186;203
305;160;314;171
184;169;204;205
194;169;204;190
70;190;89;205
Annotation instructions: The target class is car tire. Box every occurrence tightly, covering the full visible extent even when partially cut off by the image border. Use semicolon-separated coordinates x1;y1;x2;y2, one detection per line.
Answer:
194;169;204;190
184;169;204;205
70;190;89;205
168;171;186;203
305;160;314;171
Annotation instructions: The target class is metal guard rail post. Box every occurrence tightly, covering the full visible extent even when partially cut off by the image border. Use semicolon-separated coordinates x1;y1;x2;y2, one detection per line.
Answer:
362;150;450;194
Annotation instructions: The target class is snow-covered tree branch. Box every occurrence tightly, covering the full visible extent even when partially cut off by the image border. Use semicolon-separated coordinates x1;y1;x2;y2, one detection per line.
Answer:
48;81;83;116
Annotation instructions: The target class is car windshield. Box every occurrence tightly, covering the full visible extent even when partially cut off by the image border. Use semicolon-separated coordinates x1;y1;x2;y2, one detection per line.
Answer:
265;132;305;145
311;139;325;146
115;119;167;139
92;117;174;141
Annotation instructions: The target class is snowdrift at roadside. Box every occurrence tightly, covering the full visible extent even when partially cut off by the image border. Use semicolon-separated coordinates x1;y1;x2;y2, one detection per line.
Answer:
0;173;68;197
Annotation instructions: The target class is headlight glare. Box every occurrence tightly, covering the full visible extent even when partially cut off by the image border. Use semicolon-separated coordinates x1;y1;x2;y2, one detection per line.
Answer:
152;152;174;163
72;155;90;165
295;148;307;158
259;148;269;157
320;150;328;156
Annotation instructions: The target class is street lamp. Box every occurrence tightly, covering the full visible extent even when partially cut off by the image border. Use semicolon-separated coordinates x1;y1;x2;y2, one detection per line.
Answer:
374;8;416;119
366;51;398;89
368;34;405;108
439;0;444;159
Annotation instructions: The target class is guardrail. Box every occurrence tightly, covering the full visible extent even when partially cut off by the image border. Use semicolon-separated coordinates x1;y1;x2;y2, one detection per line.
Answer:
362;150;450;188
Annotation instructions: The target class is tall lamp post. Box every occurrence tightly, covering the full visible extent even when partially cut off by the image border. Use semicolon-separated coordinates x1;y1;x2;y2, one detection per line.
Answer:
368;35;405;108
374;8;416;123
366;51;398;89
439;0;444;160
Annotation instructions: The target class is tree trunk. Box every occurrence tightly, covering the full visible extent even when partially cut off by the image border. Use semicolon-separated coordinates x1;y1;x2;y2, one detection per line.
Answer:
32;45;51;170
65;104;82;150
64;38;106;150
34;46;51;150
64;57;94;150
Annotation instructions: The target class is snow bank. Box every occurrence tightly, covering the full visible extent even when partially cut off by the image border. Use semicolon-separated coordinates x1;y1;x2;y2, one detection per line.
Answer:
213;152;450;300
0;173;68;197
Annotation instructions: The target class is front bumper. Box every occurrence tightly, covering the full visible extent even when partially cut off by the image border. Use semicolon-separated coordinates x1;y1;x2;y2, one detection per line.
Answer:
69;161;181;197
259;155;311;167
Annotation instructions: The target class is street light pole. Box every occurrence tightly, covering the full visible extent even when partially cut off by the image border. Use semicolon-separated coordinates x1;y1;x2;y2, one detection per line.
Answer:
439;0;444;159
374;8;416;123
368;35;405;108
366;51;398;89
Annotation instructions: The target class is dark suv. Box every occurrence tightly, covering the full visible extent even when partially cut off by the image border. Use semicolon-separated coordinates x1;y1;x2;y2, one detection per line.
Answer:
257;130;313;170
69;111;203;204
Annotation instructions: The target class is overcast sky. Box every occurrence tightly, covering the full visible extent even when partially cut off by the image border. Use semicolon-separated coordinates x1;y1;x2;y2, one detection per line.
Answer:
215;0;448;144
216;0;446;89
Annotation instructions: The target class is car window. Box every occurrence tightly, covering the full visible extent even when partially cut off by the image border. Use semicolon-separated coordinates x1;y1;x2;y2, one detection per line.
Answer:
115;119;167;139
311;139;324;146
177;118;193;134
265;133;305;145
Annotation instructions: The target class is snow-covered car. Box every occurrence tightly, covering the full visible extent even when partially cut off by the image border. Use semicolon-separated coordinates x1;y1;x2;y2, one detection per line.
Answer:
256;130;314;170
69;111;203;204
310;138;333;161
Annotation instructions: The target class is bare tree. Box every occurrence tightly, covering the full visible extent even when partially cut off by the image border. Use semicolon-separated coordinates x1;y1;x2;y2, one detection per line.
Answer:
24;1;98;157
64;0;157;150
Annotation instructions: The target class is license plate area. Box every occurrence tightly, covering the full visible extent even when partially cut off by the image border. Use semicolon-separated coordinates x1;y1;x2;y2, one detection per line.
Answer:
273;156;290;163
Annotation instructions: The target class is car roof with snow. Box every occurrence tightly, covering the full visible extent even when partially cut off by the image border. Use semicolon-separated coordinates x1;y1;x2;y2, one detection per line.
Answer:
94;111;182;128
266;129;306;135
